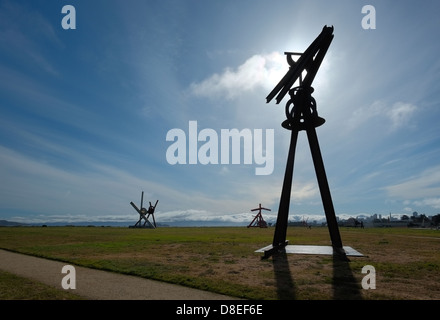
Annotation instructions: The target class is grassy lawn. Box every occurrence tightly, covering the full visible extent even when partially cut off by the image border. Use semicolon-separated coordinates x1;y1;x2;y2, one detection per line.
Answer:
0;226;439;299
0;269;84;300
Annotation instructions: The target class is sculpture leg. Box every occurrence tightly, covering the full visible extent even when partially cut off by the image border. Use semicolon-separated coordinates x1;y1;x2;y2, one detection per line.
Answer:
272;129;299;248
306;127;343;250
152;214;157;228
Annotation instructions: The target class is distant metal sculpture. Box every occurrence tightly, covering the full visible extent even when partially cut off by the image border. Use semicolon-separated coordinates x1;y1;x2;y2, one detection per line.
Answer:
264;26;345;259
129;191;159;228
247;203;270;228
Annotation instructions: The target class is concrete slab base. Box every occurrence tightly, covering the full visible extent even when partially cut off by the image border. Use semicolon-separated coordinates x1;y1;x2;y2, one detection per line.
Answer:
255;244;364;257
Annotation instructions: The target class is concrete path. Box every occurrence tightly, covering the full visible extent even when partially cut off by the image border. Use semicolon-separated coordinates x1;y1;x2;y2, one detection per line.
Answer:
0;249;237;300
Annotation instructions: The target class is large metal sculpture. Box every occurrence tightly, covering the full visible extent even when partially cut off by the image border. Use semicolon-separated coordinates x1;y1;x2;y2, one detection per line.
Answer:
129;191;159;228
247;203;270;228
263;26;345;259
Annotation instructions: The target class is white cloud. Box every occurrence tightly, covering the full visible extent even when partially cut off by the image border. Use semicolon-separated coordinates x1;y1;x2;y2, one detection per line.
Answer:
347;100;417;132
291;182;319;202
189;50;335;103
190;52;286;100
387;102;417;129
413;198;440;210
385;165;440;209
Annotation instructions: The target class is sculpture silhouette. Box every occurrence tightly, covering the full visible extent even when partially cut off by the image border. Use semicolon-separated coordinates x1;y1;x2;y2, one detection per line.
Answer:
264;26;345;259
247;203;270;228
130;191;159;228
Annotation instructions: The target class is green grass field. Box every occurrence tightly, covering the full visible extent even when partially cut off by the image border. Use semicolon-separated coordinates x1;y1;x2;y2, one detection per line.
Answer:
1;226;439;300
0;269;84;300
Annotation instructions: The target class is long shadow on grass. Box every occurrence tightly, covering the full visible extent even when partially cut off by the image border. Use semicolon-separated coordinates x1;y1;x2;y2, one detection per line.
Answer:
332;253;363;300
272;250;296;299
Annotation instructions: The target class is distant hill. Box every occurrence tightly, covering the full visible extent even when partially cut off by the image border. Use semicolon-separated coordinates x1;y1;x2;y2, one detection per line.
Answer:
0;219;245;227
0;220;30;227
0;220;132;227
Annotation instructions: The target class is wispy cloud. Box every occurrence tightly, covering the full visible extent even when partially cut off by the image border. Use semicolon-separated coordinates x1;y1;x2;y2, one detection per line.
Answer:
387;102;418;129
0;145;179;217
0;0;62;76
413;198;440;210
385;165;440;208
0;144;276;221
347;100;418;132
189;52;286;100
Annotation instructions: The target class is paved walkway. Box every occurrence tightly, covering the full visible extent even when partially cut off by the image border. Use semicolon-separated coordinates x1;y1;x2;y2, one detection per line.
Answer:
0;249;237;300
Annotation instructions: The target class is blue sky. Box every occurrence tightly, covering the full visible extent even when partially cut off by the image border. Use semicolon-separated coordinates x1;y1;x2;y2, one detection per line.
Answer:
1;0;440;225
